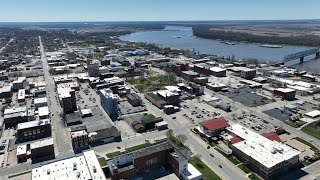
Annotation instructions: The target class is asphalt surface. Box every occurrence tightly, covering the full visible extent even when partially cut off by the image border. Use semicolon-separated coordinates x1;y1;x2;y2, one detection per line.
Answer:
39;36;74;157
135;91;247;180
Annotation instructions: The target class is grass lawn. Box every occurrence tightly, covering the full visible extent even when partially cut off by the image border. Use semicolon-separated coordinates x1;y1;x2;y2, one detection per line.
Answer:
190;156;222;180
215;148;241;165
125;143;148;151
126;75;177;92
144;113;155;119
97;157;107;167
238;164;252;174
286;120;306;128
313;98;320;102
249;173;261;180
301;121;320;141
106;151;121;158
170;136;184;147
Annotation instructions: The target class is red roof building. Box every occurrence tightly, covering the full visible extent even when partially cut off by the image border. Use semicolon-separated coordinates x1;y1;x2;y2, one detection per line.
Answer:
260;133;282;142
200;118;230;137
230;136;243;144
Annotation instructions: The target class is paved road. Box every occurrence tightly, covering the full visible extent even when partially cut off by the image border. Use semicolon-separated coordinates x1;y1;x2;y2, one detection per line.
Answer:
133;90;247;180
39;36;74;157
0;38;14;52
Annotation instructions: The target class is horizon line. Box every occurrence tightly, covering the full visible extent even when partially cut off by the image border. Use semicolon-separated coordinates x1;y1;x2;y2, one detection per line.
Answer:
0;18;320;24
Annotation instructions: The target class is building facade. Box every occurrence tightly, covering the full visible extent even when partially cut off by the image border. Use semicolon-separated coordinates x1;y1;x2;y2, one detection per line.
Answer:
100;89;118;121
16;119;51;143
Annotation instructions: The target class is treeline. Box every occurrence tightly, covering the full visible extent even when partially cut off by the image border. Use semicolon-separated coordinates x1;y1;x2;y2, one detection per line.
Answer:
192;26;320;47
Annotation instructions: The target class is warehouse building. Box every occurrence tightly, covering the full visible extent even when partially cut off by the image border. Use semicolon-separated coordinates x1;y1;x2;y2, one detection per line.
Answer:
274;88;296;100
32;150;106;180
126;93;142;107
227;124;300;179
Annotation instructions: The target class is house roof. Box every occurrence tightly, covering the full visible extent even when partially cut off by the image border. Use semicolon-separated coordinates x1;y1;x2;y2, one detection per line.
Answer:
200;118;229;131
230;136;242;144
260;133;282;143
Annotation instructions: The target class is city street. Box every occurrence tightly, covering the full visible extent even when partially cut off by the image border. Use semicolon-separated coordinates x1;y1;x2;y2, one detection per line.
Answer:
39;36;74;157
134;90;247;180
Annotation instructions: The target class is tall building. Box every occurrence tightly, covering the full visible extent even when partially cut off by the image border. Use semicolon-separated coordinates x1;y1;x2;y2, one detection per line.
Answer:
57;88;77;114
87;59;100;77
99;89;118;121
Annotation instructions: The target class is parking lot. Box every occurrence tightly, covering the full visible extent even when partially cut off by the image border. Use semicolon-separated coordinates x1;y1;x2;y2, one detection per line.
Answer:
76;82;99;109
169;99;224;126
234;113;276;133
220;87;273;107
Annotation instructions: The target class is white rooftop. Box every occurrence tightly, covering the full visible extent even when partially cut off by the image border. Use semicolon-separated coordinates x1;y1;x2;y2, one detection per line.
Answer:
30;137;54;149
157;90;179;98
275;88;295;93
227;124;300;168
16;144;27;156
305;110;320;118
100;89;117;99
57;87;73;98
32;150;106;180
210;67;226;72
81;108;92;116
165;86;181;93
57;82;79;89
71;130;88;138
38;106;49;117
17;119;50;130
18;89;25;100
34;97;47;104
4;106;27;115
182;163;203;180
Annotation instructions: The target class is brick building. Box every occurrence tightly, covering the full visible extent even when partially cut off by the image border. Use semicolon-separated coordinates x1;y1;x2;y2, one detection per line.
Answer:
16;119;51;143
107;139;191;180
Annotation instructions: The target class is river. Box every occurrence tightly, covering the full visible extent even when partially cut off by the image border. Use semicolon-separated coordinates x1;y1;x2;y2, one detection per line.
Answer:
120;26;320;74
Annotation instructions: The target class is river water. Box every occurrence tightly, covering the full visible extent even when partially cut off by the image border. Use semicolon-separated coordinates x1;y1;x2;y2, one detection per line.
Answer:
120;26;320;74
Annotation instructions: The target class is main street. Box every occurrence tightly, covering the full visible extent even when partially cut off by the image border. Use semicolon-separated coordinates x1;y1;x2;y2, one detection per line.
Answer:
39;36;74;157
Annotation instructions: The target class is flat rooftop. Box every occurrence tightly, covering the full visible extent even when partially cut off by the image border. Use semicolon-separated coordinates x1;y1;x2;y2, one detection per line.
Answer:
30;137;54;149
17;119;50;130
32;150;106;180
275;88;295;93
210;67;226;72
57;82;79;89
38;106;49;117
57;87;73;98
34;97;47;104
227;124;300;168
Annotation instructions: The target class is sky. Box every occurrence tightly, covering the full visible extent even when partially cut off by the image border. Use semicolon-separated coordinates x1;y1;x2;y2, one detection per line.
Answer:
0;0;319;22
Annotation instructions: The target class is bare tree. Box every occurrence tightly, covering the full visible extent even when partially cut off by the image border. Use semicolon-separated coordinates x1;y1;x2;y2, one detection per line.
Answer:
195;154;202;159
166;129;174;138
177;134;188;143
